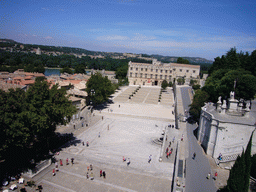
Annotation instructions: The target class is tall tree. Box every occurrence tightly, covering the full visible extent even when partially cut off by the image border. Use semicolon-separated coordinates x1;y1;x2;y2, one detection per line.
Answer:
227;152;246;192
161;80;168;90
244;132;253;191
86;72;115;105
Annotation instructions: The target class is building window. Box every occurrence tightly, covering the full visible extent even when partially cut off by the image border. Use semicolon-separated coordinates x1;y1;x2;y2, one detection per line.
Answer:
160;70;163;73
145;74;147;78
135;73;137;77
150;74;153;78
151;69;153;72
193;70;196;73
140;73;143;78
156;69;158;72
141;68;143;71
186;70;189;73
130;67;133;70
155;74;158;79
136;68;138;71
160;75;162;79
173;68;176;71
169;75;172;79
165;70;168;73
130;72;132;77
170;70;172;73
180;69;182;72
165;75;167;79
145;68;147;72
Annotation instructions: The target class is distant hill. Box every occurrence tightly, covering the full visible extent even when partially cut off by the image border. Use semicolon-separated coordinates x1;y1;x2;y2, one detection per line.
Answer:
0;39;213;64
145;54;213;64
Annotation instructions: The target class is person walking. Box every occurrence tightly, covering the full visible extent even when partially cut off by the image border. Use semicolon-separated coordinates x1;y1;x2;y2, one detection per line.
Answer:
86;172;89;179
193;152;196;160
166;147;169;154
86;141;89;147
66;158;69;165
100;170;102;177
214;172;218;180
98;132;100;138
55;162;59;171
90;164;93;171
90;172;94;180
52;168;56;176
60;159;63;166
103;171;106;179
148;155;152;163
127;158;130;166
207;173;211;179
71;158;74;166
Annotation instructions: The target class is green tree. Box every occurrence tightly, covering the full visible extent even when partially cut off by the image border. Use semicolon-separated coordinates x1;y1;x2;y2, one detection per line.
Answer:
244;132;253;191
74;64;85;74
177;77;185;85
60;66;73;74
226;153;246;192
168;81;173;87
115;65;128;79
161;80;168;90
251;154;256;178
177;57;189;64
86;73;115;105
189;89;209;121
0;79;76;178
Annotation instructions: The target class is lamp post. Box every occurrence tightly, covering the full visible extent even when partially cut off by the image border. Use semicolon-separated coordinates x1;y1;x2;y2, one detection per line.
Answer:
90;89;95;112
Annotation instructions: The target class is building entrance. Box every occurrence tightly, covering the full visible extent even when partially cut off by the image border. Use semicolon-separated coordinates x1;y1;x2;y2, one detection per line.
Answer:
154;81;158;86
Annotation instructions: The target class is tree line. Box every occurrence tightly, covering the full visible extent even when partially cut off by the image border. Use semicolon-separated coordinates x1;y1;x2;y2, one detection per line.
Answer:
0;50;154;80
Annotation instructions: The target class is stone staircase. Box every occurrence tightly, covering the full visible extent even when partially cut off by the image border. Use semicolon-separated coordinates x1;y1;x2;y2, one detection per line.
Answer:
113;86;138;102
160;89;174;106
215;154;240;165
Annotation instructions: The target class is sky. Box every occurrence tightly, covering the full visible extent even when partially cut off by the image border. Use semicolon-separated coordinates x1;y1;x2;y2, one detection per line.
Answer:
0;0;256;60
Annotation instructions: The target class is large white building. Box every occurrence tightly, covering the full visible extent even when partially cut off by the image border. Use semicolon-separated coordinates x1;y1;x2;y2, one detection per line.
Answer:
198;93;256;161
128;59;200;86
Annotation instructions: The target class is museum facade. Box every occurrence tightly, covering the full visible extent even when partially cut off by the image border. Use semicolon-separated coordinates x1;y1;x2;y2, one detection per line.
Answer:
127;59;200;86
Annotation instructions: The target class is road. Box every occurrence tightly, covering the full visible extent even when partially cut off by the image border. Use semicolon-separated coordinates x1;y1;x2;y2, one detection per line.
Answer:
180;87;217;192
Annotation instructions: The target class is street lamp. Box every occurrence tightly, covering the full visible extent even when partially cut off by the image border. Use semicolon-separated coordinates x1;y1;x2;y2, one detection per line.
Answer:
90;89;95;111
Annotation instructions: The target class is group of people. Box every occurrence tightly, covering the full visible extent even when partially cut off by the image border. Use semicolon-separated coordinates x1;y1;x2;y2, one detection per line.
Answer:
123;156;131;166
166;147;173;158
85;164;107;180
207;172;218;180
52;158;75;176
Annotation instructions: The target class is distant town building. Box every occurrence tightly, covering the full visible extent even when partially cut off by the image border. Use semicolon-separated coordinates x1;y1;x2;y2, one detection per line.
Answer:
36;47;41;55
128;59;200;86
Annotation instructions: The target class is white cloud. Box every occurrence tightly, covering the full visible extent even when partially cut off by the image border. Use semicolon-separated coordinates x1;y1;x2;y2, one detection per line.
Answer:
45;36;53;39
97;35;129;41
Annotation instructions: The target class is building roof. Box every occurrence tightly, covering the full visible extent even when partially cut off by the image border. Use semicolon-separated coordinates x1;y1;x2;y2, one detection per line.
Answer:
204;103;255;125
0;82;26;92
68;96;82;102
171;63;200;69
21;80;35;85
67;89;87;97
